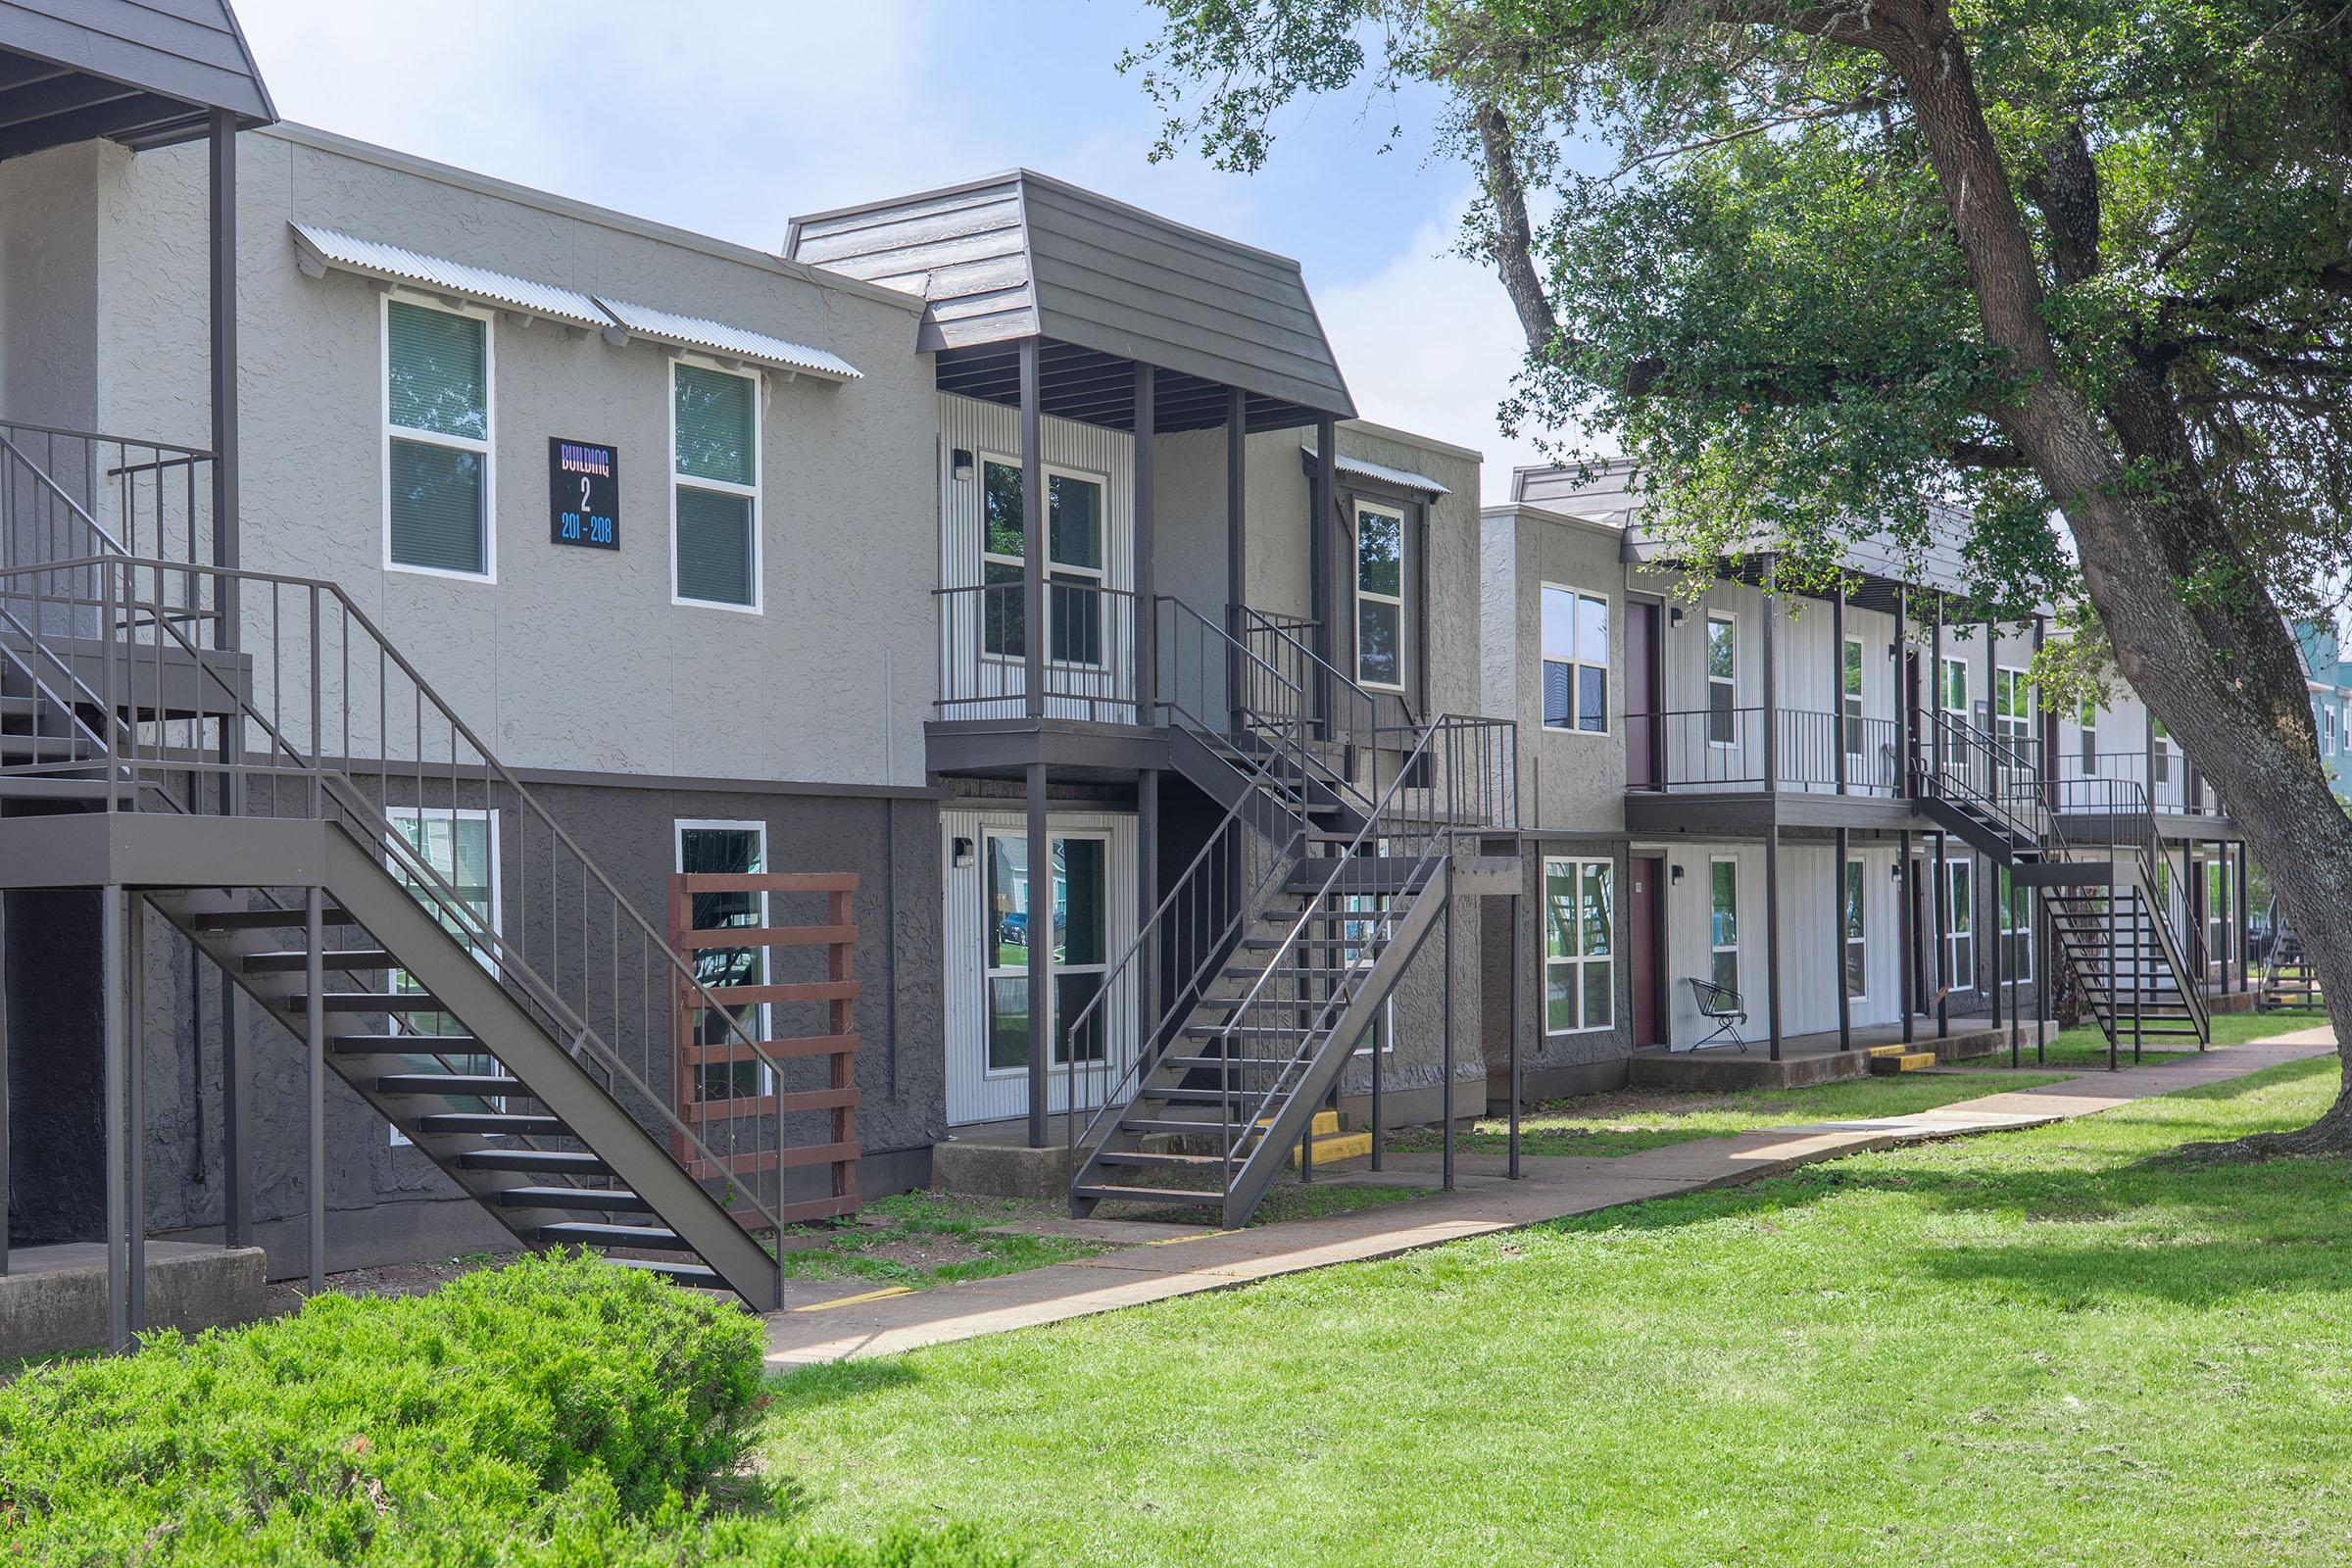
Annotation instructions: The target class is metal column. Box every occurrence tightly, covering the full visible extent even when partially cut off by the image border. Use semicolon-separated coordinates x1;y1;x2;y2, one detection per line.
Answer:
126;894;145;1338
1834;586;1850;1052
1018;340;1051;1149
1134;364;1157;722
306;887;326;1293
1934;829;1951;1037
1507;868;1523;1180
1311;417;1338;734
0;894;9;1279
103;887;128;1353
210;107;250;1252
1225;387;1249;732
1762;566;1783;1060
1897;830;1915;1044
1441;864;1455;1192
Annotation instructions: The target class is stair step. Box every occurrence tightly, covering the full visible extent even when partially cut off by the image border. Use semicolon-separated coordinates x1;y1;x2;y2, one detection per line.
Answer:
1119;1116;1234;1136
0;776;118;801
1073;1183;1223;1206
537;1220;695;1252
1219;964;1350;981
416;1111;564;1136
495;1185;653;1213
459;1149;613;1176
191;905;359;931
332;1033;479;1055
1864;1044;1911;1059
244;948;400;973
1868;1050;1939;1075
1156;1054;1294;1075
1093;1149;1227;1170
606;1257;725;1288
375;1073;516;1097
0;734;90;760
1181;1022;1314;1039
288;992;446;1013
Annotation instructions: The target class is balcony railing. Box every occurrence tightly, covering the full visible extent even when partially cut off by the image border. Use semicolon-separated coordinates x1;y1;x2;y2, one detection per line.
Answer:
934;579;1142;724
1626;707;1902;795
2056;750;2227;816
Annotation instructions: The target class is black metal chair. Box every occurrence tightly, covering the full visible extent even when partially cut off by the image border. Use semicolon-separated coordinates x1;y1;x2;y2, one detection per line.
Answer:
1685;977;1748;1052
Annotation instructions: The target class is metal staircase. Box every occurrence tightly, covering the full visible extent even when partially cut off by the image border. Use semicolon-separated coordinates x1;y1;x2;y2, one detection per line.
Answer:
1060;599;1514;1227
2256;897;2323;1012
0;437;808;1305
1917;710;2209;1058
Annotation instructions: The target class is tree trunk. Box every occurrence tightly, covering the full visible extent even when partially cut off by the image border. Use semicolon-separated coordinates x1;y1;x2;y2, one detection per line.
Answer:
1888;15;2352;1155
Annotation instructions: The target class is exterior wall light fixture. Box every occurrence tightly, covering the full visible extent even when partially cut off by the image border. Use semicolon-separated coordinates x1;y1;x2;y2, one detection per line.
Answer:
952;448;975;483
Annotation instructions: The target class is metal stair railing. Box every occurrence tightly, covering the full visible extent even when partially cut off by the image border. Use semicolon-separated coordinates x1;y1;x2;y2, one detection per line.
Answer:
1059;600;1320;1165
1234;606;1391;809
0;552;799;1241
1923;710;2049;849
1198;713;1516;1193
2042;772;2210;1046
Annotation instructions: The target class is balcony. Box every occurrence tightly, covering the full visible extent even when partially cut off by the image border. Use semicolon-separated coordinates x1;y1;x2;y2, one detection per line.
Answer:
934;579;1144;728
2057;751;2230;821
1627;707;1904;797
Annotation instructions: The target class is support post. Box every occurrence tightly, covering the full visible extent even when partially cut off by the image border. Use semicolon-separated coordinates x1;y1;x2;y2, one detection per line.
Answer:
1894;587;1909;796
1992;855;2008;1051
1225;386;1248;732
1762;564;1783;1059
126;894;145;1338
306;887;326;1294
1930;596;1942;791
1133;364;1156;723
1934;830;1951;1037
1312;416;1338;734
1834;584;1848;797
211;107;249;1253
1441;863;1455;1192
1898;831;1916;1044
1835;825;1851;1052
103;886;128;1353
1019;339;1045;722
1025;761;1050;1149
0;895;9;1279
1507;870;1523;1180
2235;844;2249;995
1138;768;1158;1064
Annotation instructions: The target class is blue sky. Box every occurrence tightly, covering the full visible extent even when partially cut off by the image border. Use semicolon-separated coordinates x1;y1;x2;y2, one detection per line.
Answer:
231;0;1544;496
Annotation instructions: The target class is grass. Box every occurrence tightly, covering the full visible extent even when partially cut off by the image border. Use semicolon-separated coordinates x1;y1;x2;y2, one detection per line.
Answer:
775;1192;1110;1289
760;1054;2352;1567
1388;1070;2073;1158
2025;1006;2317;1067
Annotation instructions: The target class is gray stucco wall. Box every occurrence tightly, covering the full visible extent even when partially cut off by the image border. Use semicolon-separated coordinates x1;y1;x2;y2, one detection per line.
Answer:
1483;504;1631;830
77;125;936;791
0;142;102;433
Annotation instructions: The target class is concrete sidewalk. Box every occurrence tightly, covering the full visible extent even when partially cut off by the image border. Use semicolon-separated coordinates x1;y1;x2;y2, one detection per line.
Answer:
763;1028;2335;1370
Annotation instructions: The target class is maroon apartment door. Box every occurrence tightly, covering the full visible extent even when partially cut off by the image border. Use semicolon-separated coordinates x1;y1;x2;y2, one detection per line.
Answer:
1630;855;1665;1046
1628;602;1662;787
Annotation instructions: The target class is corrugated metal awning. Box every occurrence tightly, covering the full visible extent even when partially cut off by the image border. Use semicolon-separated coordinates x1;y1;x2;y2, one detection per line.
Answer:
288;222;862;383
595;297;860;382
290;222;607;327
1302;446;1450;496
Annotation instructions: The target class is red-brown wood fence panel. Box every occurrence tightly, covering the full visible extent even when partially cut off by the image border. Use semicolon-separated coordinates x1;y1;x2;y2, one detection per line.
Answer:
667;870;860;1228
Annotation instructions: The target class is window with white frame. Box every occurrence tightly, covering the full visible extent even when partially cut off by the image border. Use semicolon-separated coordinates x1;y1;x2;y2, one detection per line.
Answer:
1940;656;1970;720
1542;584;1610;732
1843;858;1867;1001
1543;856;1613;1032
1345;839;1396;1055
1708;857;1740;995
1355;502;1406;689
384;298;492;578
1998;865;2032;983
982;831;1110;1071
2327;706;2337;757
1705;614;1737;746
2079;696;2098;773
2204;858;2230;969
384;806;501;1144
1841;636;1866;758
1994;666;2034;756
676;820;773;1102
672;362;760;609
2152;714;2173;784
1946;858;1976;989
979;460;1106;666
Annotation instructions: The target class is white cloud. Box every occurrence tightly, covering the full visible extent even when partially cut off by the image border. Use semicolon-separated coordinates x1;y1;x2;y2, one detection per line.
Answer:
1315;202;1546;503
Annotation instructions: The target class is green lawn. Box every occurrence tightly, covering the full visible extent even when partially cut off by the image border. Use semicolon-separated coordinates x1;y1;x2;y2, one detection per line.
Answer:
760;1054;2352;1566
1388;1070;2073;1158
2023;1006;2317;1067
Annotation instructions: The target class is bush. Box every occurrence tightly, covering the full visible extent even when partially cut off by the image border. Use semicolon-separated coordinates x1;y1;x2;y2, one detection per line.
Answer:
0;1251;1014;1567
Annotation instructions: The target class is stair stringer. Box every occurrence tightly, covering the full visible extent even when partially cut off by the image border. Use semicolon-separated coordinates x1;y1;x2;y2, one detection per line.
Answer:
1215;859;1448;1229
150;821;782;1307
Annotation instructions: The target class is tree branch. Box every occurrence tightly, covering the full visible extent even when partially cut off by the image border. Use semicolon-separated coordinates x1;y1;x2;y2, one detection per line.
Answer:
1472;100;1561;359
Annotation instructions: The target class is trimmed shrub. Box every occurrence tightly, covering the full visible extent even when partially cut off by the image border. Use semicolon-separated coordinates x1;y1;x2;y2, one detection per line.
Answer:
0;1250;1014;1567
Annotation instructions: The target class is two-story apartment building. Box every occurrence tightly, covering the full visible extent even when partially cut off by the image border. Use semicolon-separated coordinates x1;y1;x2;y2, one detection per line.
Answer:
1480;461;2250;1100
2293;617;2352;802
0;2;1511;1349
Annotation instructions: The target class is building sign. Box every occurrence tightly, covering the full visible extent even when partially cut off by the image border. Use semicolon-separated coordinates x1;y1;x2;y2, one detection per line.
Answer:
548;439;618;549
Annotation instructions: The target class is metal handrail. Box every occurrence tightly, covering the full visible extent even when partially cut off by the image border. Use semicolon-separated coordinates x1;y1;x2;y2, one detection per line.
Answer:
0;553;795;1235
932;578;1142;723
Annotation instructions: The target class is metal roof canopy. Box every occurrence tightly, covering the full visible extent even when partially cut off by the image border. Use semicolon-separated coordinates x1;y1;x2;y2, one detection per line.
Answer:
787;169;1354;430
0;1;273;163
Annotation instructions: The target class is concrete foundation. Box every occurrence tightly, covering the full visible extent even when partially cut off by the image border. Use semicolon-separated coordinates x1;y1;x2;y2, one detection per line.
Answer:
1630;1017;2056;1092
0;1241;267;1359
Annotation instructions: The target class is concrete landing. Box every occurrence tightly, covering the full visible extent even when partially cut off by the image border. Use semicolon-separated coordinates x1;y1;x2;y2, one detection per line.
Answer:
1;1241;268;1359
1629;1015;2054;1090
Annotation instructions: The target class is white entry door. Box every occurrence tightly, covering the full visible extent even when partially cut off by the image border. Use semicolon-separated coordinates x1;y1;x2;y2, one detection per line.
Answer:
944;809;1136;1126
